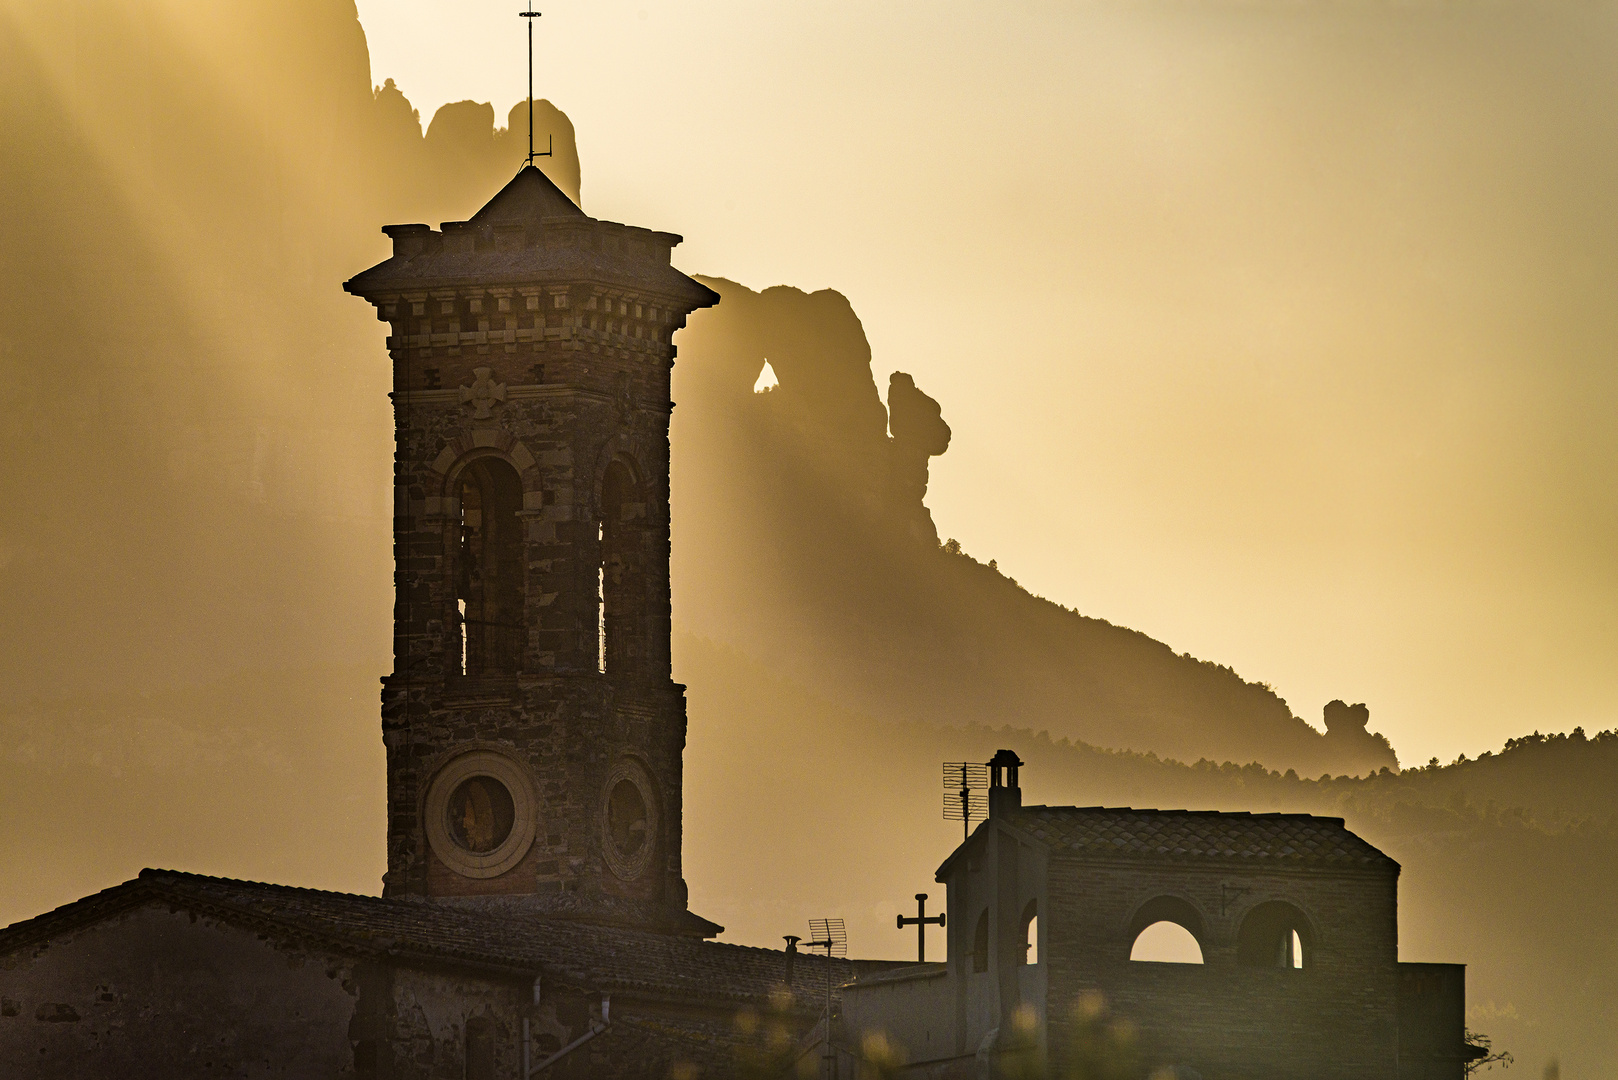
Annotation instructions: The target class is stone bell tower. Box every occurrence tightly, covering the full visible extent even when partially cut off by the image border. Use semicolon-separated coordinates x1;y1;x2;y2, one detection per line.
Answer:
344;166;720;935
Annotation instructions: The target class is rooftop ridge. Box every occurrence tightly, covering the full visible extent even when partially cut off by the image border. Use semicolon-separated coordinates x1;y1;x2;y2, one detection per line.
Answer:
6;869;853;1011
138;866;387;901
1019;804;1347;826
997;805;1388;868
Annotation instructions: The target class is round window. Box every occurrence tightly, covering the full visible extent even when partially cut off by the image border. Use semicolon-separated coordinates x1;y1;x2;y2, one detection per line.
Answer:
607;779;648;858
600;759;658;881
423;750;537;879
447;776;515;853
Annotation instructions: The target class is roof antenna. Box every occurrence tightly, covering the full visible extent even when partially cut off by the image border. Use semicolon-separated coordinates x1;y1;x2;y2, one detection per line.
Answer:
804;918;846;1079
943;761;988;842
520;1;553;167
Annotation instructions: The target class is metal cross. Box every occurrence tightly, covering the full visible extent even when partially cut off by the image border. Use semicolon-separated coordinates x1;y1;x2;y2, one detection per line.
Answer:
896;893;945;963
519;1;553;166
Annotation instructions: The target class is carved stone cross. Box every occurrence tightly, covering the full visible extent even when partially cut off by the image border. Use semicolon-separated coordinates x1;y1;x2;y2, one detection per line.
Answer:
459;367;507;419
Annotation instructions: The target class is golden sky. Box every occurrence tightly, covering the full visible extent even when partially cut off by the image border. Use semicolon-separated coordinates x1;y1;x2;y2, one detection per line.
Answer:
130;0;1572;773
354;0;1618;765
3;12;1615;1052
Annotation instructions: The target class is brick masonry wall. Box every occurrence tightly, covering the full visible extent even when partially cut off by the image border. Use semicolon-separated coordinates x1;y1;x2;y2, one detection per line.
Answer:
356;232;710;928
1044;857;1400;1080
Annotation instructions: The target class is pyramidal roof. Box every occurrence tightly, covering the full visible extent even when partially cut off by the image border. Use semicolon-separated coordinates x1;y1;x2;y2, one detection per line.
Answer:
469;164;585;223
343;162;718;310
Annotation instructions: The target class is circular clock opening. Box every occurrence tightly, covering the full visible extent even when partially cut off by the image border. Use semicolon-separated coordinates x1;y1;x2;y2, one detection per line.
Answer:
447;775;515;853
607;778;648;858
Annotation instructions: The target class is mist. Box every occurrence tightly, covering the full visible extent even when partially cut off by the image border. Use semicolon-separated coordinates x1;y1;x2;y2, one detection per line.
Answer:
2;0;1615;1076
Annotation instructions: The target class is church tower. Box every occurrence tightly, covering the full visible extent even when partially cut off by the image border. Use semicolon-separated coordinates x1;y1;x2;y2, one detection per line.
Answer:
344;167;720;935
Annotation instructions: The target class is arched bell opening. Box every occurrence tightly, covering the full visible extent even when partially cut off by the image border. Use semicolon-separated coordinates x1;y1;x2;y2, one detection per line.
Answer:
452;457;524;676
1237;901;1314;970
598;458;647;678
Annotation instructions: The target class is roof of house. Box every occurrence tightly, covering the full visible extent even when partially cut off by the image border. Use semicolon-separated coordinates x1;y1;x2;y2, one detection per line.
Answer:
0;870;855;1010
939;805;1396;876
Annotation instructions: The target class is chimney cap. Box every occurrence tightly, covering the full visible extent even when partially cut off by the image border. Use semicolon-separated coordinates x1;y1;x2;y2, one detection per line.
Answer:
988;749;1023;770
987;749;1023;816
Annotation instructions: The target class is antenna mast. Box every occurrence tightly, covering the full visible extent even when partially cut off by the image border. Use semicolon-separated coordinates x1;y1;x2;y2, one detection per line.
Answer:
520;1;553;166
943;762;988;842
805;918;846;1080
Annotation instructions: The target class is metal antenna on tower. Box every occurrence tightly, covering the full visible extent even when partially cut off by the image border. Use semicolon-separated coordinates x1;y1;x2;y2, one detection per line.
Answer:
805;918;846;1079
519;1;553;166
943;761;989;841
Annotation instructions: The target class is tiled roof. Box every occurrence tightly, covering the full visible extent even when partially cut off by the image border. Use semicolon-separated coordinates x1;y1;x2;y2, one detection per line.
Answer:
0;870;861;1009
1007;806;1395;868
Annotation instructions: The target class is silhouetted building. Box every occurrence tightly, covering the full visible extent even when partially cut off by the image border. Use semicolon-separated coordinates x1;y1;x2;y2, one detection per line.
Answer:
344;164;718;935
840;751;1479;1079
0;165;879;1080
0;129;1470;1080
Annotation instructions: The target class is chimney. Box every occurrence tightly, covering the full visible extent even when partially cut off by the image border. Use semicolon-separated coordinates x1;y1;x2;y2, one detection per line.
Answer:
382;223;433;259
782;935;800;986
987;748;1023;818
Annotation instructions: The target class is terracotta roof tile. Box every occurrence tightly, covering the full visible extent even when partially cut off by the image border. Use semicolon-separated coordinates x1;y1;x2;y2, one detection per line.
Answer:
0;870;859;1009
1008;806;1393;868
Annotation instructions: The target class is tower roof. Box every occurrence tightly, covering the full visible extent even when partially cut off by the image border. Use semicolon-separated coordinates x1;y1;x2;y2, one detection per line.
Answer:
470;164;586;223
342;166;716;309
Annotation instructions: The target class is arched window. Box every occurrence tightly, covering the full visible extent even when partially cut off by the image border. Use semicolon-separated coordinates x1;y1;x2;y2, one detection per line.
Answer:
598;460;644;676
464;1015;494;1080
455;458;523;676
1237;901;1313;970
972;909;990;974
1020;900;1038;965
1127;896;1207;965
1130;922;1205;964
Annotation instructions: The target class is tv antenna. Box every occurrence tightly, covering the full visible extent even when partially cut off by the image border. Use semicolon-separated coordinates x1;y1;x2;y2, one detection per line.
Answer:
943;762;988;841
519;1;553;166
805;918;846;1079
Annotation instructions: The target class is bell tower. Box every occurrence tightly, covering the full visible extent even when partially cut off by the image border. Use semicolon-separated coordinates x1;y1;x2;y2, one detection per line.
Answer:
344;166;720;935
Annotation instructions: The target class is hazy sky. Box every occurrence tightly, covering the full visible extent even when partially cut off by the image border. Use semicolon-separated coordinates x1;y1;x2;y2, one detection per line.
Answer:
356;0;1618;766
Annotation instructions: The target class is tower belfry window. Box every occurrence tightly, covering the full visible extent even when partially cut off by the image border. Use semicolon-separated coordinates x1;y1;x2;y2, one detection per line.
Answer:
597;521;607;674
597;460;643;676
454;458;523;676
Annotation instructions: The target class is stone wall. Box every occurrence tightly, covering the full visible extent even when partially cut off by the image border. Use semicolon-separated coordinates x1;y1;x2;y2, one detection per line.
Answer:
349;199;716;930
0;902;359;1078
0;897;786;1079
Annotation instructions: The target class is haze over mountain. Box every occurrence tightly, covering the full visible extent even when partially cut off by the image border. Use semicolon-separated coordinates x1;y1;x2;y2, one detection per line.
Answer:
355;0;1618;768
2;2;1614;1076
672;277;1396;778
